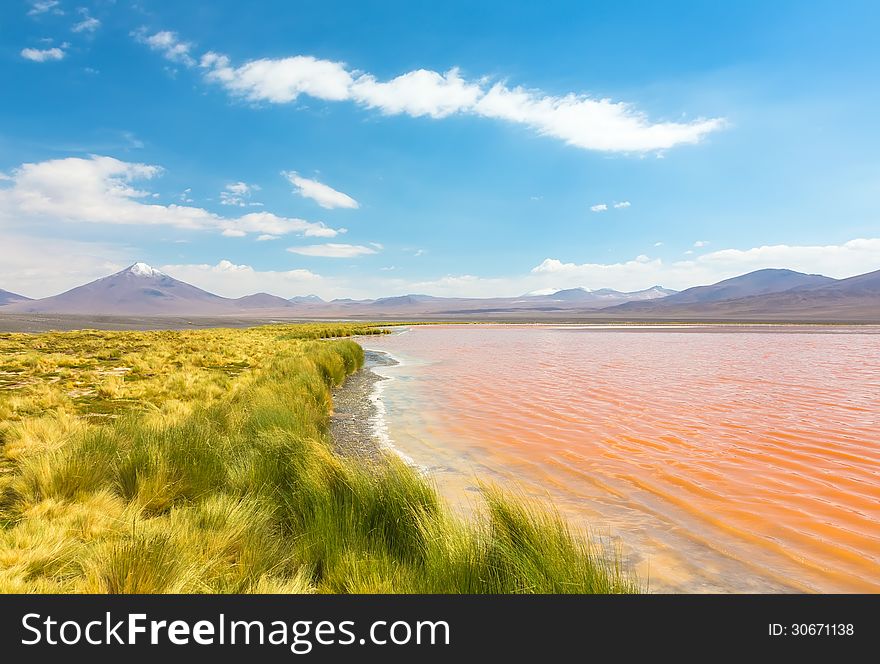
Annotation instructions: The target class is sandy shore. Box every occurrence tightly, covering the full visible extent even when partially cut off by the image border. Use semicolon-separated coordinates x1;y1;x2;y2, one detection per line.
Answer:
330;349;398;462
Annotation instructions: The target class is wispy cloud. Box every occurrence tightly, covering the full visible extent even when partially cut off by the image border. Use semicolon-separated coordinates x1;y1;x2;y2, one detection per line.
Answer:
287;243;378;258
693;240;710;248
283;172;359;210
132;29;195;67
72;10;100;34
613;201;631;208
27;1;62;16
590;203;608;212
220;181;260;207
131;36;727;153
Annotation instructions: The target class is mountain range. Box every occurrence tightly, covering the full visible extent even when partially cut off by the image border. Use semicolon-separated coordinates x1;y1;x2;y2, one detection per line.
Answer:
1;263;878;321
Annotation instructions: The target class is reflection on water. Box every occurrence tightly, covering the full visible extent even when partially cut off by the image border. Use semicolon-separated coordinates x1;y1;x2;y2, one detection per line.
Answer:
364;325;880;593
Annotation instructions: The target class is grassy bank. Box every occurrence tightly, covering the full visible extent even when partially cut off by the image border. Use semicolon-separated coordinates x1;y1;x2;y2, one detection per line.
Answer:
0;324;635;593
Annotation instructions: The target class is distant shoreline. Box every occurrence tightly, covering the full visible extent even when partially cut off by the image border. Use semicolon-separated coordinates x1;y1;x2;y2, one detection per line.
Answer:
2;313;880;334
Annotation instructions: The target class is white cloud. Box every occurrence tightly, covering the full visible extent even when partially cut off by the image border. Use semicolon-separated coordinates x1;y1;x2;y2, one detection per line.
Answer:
654;241;664;247
5;237;879;301
527;238;880;293
21;46;65;62
133;30;195;67
220;181;260;207
256;234;279;241
613;201;631;208
350;67;482;118
72;11;100;33
283;172;359;209
693;240;710;247
201;52;352;103
590;203;608;212
158;260;323;299
474;84;723;152
221;229;246;237
692;239;880;277
287;243;378;258
184;43;726;153
0;155;343;239
28;1;62;16
0;234;127;299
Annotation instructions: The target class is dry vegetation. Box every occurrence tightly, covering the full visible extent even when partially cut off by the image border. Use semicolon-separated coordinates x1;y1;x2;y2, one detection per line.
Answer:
0;323;635;593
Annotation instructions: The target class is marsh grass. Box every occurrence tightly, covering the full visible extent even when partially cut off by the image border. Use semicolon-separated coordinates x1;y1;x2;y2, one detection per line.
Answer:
0;323;637;593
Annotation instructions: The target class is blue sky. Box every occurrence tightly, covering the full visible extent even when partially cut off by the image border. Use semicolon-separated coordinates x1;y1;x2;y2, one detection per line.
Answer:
2;0;879;299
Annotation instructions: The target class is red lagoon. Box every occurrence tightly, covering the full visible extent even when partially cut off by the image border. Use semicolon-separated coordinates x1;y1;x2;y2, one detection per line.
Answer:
364;324;880;593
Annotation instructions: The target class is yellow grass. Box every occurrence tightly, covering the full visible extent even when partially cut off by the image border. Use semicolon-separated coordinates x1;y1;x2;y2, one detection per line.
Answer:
0;323;636;594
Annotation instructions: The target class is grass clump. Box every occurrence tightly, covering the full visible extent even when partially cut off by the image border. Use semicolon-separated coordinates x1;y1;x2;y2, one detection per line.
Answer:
0;323;637;593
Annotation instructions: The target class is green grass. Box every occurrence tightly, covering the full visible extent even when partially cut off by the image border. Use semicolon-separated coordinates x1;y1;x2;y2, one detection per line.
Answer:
0;323;637;593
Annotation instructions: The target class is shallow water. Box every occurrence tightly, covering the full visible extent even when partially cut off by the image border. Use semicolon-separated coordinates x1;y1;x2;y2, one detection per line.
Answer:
363;325;880;593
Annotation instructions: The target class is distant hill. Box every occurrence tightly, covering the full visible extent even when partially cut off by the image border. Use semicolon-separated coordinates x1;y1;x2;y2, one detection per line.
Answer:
234;293;296;309
289;294;325;304
522;286;675;305
609;269;838;313
0;289;31;306
661;269;836;304
602;268;879;321
372;294;440;307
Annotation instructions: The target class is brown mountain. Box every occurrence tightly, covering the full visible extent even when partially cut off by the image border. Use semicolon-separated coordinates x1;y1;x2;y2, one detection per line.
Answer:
612;268;836;312
602;268;880;321
0;289;31;306
2;263;246;316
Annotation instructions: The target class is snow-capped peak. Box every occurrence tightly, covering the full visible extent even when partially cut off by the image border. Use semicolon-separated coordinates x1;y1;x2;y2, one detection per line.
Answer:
127;262;164;278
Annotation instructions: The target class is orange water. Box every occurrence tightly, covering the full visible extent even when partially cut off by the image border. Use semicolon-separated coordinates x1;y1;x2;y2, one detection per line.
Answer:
364;325;880;593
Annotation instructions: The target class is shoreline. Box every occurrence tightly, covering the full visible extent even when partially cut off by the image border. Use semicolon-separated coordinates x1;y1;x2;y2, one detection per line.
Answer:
330;349;400;463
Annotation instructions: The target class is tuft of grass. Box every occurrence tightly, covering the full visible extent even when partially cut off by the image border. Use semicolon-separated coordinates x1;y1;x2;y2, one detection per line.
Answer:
0;324;638;594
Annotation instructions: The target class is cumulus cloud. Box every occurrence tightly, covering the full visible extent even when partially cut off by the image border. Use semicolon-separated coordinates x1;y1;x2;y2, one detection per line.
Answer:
613;201;631;208
388;238;880;299
590;204;608;212
287;243;378;258
0;234;127;298
21;46;66;62
179;42;726;153
133;29;195;67
158;260;323;299
528;239;880;293
283;172;359;209
0;155;343;239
